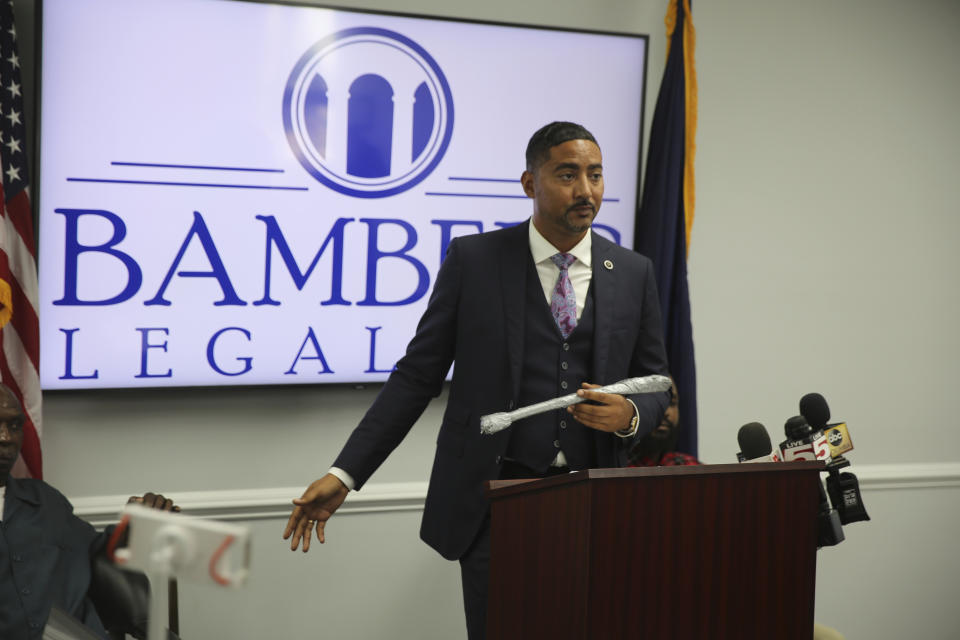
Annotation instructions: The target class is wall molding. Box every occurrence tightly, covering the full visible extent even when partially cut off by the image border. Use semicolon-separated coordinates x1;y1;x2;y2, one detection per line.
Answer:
852;462;960;491
72;481;429;528
70;462;960;527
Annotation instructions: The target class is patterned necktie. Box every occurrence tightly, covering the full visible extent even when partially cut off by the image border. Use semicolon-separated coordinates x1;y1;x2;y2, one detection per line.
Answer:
549;253;577;338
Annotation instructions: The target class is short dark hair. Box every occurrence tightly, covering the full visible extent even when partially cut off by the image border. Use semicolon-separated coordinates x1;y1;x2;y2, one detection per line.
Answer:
525;121;599;172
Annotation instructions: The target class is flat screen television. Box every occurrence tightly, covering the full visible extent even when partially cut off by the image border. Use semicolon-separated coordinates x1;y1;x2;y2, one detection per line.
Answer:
37;0;648;389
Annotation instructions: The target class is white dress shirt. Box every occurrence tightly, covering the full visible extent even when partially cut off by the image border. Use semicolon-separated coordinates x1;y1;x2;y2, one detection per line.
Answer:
528;220;592;320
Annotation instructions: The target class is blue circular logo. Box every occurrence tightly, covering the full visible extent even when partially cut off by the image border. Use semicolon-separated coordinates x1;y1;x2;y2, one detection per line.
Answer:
283;27;454;198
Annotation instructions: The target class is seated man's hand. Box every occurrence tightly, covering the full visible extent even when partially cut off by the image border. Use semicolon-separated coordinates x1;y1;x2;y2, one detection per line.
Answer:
127;492;180;512
104;494;182;558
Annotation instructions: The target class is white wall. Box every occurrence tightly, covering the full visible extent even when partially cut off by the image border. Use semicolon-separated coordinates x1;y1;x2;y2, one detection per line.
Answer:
18;0;960;638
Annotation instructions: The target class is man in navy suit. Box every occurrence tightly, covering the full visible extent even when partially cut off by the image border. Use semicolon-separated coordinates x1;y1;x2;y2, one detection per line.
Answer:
284;122;670;639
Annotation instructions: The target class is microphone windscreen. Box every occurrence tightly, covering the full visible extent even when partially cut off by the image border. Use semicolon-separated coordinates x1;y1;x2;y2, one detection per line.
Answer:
738;422;773;460
800;392;831;429
784;414;811;439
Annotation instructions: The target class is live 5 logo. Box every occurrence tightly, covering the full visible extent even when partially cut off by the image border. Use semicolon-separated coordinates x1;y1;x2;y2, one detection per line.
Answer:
780;433;832;463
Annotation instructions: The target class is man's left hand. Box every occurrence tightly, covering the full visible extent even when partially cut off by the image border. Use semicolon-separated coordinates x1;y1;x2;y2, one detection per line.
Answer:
567;382;634;433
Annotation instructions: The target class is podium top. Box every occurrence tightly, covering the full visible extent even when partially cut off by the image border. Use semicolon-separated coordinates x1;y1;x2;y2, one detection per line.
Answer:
486;461;824;499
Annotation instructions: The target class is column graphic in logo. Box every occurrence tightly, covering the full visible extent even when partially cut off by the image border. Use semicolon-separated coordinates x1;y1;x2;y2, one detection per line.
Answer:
283;27;454;198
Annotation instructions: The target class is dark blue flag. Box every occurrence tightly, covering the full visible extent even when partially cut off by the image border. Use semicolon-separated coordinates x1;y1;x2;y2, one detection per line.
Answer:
635;0;698;457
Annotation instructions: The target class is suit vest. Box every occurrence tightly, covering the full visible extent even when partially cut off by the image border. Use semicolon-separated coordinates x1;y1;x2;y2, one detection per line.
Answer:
505;260;597;472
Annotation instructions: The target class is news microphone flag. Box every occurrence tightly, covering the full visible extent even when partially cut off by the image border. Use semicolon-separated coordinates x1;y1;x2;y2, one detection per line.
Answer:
0;3;42;479
635;0;698;457
824;422;853;458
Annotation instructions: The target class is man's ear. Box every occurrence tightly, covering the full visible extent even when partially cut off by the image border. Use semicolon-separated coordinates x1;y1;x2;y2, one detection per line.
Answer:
520;170;535;198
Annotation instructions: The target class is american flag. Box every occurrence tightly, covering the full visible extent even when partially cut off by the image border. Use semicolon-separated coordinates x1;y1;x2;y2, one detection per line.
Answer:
0;1;42;479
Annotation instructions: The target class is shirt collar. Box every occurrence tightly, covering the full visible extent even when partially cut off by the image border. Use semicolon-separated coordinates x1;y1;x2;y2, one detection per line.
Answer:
528;219;593;267
3;476;39;506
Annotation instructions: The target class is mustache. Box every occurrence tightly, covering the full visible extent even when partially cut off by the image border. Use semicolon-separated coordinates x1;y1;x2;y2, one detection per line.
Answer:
565;200;596;214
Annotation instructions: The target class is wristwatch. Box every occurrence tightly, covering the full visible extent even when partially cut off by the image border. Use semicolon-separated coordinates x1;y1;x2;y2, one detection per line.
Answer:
616;399;640;438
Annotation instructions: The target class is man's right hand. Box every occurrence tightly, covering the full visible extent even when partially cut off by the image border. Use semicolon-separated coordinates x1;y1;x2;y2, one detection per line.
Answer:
282;473;349;552
127;492;180;512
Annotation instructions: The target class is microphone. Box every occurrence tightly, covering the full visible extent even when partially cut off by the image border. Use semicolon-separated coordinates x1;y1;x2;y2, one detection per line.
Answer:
799;392;870;525
799;392;830;429
736;422;781;463
777;412;844;546
779;415;832;464
800;392;854;460
734;420;843;546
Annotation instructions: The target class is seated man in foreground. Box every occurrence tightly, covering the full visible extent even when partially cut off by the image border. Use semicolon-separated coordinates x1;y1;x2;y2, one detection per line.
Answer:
0;383;177;639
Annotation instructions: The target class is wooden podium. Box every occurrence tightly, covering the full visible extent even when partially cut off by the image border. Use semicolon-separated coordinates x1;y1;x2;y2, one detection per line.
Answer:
485;463;823;640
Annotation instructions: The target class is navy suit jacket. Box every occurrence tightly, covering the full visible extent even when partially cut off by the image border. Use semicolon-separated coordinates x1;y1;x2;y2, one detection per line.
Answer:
333;220;669;560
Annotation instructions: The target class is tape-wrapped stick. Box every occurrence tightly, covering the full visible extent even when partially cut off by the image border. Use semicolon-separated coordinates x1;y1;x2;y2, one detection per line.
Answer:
479;374;672;435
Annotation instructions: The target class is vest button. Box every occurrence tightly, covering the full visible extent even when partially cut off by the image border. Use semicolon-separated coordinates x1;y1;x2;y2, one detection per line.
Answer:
553;440;561;448
562;343;570;351
560;361;568;370
560;381;568;390
560;420;567;429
